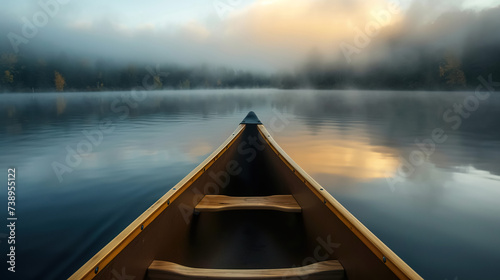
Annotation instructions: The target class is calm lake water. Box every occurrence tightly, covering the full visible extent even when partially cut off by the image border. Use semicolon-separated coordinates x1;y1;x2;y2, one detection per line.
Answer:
0;89;499;280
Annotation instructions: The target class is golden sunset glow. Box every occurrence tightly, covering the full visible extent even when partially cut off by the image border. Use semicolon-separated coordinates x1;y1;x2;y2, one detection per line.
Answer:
278;131;398;180
220;0;404;61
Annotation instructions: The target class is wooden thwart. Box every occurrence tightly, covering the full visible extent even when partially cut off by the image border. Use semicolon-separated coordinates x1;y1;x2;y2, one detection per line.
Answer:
148;260;345;280
195;195;301;213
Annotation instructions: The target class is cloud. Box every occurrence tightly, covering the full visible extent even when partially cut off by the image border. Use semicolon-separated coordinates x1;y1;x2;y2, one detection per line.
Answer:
213;0;403;68
0;0;499;72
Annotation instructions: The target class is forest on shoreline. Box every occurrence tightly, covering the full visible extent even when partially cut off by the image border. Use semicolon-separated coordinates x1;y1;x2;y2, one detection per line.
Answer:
1;45;498;93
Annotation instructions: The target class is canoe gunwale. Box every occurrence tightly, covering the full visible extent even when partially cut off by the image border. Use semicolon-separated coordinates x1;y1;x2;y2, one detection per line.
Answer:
257;124;423;280
68;124;246;280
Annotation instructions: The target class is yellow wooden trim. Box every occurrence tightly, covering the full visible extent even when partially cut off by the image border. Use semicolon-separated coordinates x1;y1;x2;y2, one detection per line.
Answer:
195;195;302;213
148;260;344;280
257;125;422;280
69;124;245;280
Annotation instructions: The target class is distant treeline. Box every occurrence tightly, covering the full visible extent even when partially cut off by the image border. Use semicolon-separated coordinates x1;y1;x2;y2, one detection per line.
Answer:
0;42;499;92
0;52;273;92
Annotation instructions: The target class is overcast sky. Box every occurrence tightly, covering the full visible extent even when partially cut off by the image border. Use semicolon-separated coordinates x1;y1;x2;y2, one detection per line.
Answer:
1;0;499;71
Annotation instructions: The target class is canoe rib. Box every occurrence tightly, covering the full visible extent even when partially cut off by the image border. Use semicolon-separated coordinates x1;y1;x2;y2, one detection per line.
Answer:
147;260;344;280
195;195;302;213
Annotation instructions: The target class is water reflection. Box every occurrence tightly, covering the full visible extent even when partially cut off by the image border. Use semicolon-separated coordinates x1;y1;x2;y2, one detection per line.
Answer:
56;96;67;115
0;89;499;280
277;127;399;181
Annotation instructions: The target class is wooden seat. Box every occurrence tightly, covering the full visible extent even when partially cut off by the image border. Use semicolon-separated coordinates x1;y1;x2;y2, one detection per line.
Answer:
147;260;345;280
194;195;301;213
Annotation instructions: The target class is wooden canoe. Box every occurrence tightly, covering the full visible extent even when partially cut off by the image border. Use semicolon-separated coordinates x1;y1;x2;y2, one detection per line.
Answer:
69;111;422;280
